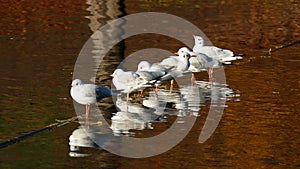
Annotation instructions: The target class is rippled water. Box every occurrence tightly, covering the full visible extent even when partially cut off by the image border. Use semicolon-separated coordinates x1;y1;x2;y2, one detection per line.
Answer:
0;0;299;168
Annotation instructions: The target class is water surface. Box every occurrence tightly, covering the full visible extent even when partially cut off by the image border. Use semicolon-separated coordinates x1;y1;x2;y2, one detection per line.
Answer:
0;0;299;168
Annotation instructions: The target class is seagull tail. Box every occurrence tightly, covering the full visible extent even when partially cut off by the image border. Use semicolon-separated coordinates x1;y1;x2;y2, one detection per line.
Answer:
111;89;123;95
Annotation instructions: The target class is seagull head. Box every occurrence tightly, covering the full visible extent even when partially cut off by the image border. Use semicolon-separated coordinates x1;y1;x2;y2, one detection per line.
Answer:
176;48;190;61
177;47;190;55
71;79;83;87
193;35;204;46
137;61;152;71
111;69;124;77
176;47;196;59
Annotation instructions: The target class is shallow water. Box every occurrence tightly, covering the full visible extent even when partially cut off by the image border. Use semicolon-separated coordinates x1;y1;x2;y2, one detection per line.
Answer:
0;0;299;168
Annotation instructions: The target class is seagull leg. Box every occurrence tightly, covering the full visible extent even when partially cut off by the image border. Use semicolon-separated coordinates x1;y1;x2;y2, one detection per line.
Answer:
126;92;129;112
155;84;159;95
208;68;213;83
208;68;214;89
86;104;90;126
138;89;144;97
191;73;195;86
138;90;143;105
170;79;174;92
86;104;90;118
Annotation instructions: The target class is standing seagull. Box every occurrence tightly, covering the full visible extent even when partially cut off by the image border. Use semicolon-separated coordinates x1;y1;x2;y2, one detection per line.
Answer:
70;79;112;120
159;47;193;90
112;69;148;93
112;68;150;110
136;61;168;92
160;47;192;72
193;35;242;64
178;47;222;83
136;61;169;82
137;61;168;77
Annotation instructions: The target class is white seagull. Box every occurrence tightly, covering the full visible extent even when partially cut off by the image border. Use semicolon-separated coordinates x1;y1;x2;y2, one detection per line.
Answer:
135;61;167;82
112;69;148;93
192;35;242;64
70;79;112;120
137;61;168;75
112;68;152;108
135;61;169;91
178;47;222;82
158;47;194;90
160;47;191;72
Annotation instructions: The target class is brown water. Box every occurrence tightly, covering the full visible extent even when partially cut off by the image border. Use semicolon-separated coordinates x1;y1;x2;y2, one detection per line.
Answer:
0;0;299;168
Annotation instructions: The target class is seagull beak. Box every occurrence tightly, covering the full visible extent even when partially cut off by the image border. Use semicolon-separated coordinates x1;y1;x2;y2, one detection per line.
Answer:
174;52;179;55
190;52;197;57
110;74;114;77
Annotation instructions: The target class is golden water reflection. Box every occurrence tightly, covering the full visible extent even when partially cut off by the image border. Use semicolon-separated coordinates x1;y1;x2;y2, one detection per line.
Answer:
0;0;299;168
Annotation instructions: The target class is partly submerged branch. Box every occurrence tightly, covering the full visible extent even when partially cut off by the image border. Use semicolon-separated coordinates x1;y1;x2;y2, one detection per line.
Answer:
0;116;78;149
269;40;300;55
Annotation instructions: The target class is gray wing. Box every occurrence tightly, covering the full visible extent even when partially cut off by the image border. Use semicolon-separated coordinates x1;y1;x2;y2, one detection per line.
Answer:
136;71;164;81
159;57;178;69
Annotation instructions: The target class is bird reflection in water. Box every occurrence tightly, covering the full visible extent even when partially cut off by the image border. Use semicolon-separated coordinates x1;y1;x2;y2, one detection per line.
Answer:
68;81;240;157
